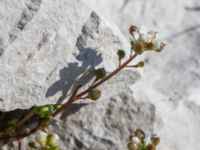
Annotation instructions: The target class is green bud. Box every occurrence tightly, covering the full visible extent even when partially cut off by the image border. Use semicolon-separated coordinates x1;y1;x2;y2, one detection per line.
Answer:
155;42;166;52
151;137;160;146
28;141;37;149
127;142;134;150
135;129;145;140
36;106;51;118
147;144;156;150
133;43;144;55
145;42;154;50
38;117;52;131
137;61;145;68
117;49;125;60
88;89;101;101
94;68;106;79
47;134;56;146
129;25;138;35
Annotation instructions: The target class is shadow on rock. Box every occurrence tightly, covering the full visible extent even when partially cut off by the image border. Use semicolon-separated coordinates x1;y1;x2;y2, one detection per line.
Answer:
45;48;102;103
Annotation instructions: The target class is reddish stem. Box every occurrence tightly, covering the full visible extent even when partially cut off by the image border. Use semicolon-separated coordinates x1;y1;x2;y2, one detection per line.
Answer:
0;53;137;141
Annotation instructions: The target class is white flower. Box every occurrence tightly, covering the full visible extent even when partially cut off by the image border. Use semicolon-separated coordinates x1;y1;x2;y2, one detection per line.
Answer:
139;26;147;34
142;31;159;43
130;25;165;54
133;32;140;41
132;136;141;144
153;40;161;49
35;131;47;146
51;133;60;141
145;133;157;145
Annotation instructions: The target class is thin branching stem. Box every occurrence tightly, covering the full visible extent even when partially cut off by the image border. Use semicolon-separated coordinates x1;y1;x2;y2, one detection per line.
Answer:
0;53;137;141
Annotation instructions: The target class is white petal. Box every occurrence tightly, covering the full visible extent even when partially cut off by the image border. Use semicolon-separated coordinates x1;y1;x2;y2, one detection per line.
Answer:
133;32;140;41
153;40;161;49
52;134;60;141
142;33;152;43
35;131;47;143
154;32;159;40
139;26;147;34
132;136;141;144
145;133;157;145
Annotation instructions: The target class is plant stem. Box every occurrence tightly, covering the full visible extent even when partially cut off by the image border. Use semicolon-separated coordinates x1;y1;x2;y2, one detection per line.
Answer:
0;53;137;141
16;108;35;128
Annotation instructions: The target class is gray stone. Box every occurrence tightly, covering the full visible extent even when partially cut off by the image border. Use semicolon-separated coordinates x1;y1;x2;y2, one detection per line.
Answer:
83;0;200;149
47;71;155;150
0;0;130;111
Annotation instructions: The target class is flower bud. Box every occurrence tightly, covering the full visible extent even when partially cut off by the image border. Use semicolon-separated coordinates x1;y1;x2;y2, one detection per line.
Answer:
151;137;160;146
38;116;52;131
137;61;145;68
132;136;141;144
47;134;58;146
127;142;138;150
156;42;166;52
88;89;101;101
117;49;125;60
135;129;145;140
129;25;139;35
133;43;144;55
35;131;47;146
147;144;156;150
94;68;106;79
145;42;154;50
36;106;51;118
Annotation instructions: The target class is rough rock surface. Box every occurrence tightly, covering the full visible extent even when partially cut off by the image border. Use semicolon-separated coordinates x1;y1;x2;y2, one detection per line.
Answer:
0;0;130;111
83;0;200;150
1;0;200;150
1;70;155;150
45;70;154;150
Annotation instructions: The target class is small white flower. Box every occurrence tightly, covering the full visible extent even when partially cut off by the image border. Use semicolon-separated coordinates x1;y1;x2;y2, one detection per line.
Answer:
133;32;140;41
52;133;60;141
145;133;157;145
153;40;161;49
142;31;159;43
132;136;141;144
35;131;47;146
139;26;147;34
141;33;152;43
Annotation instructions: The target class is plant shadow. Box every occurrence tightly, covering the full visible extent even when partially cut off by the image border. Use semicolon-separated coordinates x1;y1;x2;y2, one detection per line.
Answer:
45;47;102;103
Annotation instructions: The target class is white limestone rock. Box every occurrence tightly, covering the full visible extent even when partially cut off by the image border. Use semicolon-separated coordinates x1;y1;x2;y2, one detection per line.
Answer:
83;0;200;149
0;0;131;111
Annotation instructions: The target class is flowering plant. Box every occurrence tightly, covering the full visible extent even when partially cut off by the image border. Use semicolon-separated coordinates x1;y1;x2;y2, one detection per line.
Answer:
0;25;165;150
128;129;160;150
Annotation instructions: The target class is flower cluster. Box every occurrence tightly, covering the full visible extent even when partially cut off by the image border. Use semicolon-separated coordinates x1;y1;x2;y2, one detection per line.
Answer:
27;131;60;150
127;129;160;150
129;25;165;54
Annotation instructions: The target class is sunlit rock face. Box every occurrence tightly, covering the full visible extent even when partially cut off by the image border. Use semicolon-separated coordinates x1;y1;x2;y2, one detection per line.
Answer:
2;0;200;150
0;0;130;111
83;0;200;150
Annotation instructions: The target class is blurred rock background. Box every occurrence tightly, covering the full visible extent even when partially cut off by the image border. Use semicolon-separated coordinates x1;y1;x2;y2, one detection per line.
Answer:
82;0;200;149
1;0;200;149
